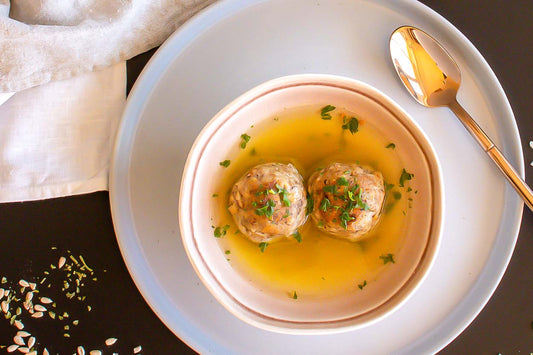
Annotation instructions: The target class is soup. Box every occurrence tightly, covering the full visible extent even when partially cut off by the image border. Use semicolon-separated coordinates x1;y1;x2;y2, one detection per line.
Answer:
211;104;414;300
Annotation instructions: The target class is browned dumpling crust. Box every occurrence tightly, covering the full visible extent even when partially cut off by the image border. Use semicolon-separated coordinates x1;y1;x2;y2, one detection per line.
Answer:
307;162;385;241
228;163;307;243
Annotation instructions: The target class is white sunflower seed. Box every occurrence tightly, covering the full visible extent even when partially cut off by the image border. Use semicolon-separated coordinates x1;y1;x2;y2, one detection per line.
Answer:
34;305;47;312
43;348;50;355
58;257;66;269
89;351;102;355
105;338;117;346
0;288;4;300
29;283;36;290
1;300;8;313
27;351;37;355
134;345;142;353
27;337;35;349
530;161;533;167
18;347;30;354
25;292;33;303
40;297;53;304
13;336;25;345
31;312;43;318
77;346;85;355
529;141;533;149
6;344;19;353
19;280;30;288
14;320;24;329
16;331;30;338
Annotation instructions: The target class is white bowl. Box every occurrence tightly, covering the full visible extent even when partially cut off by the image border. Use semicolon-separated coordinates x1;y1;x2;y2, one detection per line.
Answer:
179;74;444;334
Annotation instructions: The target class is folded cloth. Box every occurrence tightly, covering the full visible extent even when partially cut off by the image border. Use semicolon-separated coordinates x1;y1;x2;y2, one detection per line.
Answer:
0;0;214;202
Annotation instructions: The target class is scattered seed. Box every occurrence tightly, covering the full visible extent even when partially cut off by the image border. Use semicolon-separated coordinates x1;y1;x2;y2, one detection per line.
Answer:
18;347;29;354
16;331;30;338
6;345;19;353
0;288;4;299
25;292;33;303
18;280;30;288
14;320;24;329
58;257;66;269
27;337;35;349
1;300;8;313
89;351;102;355
33;305;46;312
13;336;25;346
43;349;49;355
27;351;37;355
105;338;118;346
134;345;142;353
39;297;53;304
77;346;85;355
529;141;533;149
31;311;43;318
29;283;36;290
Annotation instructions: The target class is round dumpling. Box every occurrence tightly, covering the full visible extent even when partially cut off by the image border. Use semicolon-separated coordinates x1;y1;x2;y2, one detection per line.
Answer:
228;163;307;243
307;162;385;241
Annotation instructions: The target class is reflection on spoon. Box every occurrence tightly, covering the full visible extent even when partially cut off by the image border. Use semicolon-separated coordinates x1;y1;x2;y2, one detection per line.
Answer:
390;26;533;211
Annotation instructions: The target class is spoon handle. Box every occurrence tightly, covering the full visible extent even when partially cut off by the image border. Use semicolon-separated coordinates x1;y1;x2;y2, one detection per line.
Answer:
449;99;533;211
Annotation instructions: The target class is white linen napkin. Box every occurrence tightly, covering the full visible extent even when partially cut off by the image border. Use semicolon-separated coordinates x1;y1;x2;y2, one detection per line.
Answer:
0;0;214;202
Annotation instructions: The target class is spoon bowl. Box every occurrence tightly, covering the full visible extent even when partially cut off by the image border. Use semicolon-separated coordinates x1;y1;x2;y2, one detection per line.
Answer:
390;26;533;211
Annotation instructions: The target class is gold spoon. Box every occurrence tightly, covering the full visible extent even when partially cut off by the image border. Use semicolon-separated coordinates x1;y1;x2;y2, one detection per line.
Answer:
390;26;533;211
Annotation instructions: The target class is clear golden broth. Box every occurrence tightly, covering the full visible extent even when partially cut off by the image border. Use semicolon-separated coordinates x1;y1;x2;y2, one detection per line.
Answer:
212;105;412;300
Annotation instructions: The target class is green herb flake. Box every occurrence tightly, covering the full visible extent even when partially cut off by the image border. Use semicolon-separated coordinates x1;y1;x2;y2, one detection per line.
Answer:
293;231;302;243
306;193;314;215
393;191;402;200
212;193;219;198
225;250;231;255
319;197;331;212
291;291;298;299
380;253;395;264
255;199;276;218
323;185;337;194
259;242;269;253
342;117;359;134
214;225;230;238
399;168;414;187
320;105;336;120
219;160;231;168
386;143;396;149
240;133;251;149
358;280;367;290
336;177;349;186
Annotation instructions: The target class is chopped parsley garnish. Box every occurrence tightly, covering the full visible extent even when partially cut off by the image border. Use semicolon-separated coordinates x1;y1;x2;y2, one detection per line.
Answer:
276;184;291;207
214;225;230;238
306;193;314;215
339;210;354;229
323;185;337;194
386;143;396;149
225;250;231;255
219;160;231;167
358;280;367;290
342;117;359;134
212;193;219;198
240;133;251;149
336;177;349;186
259;242;268;253
399;168;414;187
255;199;276;218
319;197;331;212
380;253;395;264
393;191;402;200
320;105;336;120
291;291;298;299
293;231;302;243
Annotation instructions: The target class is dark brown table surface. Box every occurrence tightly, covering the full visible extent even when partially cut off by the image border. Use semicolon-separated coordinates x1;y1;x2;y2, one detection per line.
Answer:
1;1;532;353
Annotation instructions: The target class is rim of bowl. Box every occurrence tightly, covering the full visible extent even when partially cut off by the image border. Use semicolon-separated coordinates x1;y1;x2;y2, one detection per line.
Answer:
179;74;445;334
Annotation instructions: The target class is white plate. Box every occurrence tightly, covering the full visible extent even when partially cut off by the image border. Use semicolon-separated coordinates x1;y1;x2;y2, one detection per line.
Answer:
109;0;524;353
